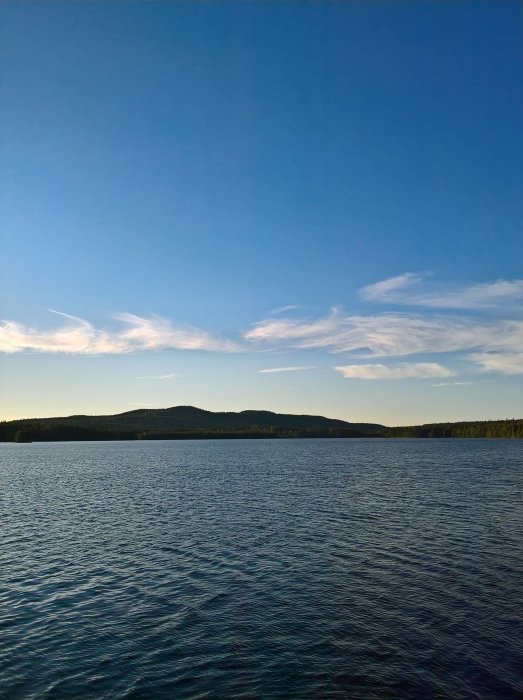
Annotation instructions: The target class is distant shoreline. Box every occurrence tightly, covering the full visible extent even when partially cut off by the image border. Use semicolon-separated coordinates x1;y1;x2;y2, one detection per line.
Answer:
5;435;522;445
1;406;521;442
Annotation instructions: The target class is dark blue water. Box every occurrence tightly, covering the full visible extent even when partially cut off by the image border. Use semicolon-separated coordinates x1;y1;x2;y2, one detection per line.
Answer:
1;439;522;699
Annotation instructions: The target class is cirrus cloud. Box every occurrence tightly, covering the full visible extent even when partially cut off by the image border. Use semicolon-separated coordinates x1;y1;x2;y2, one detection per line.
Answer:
0;312;238;355
245;311;523;359
2;276;523;381
258;365;316;373
468;352;523;375
360;273;523;309
334;362;455;380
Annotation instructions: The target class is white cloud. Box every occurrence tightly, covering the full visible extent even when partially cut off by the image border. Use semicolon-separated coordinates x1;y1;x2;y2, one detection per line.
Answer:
268;305;300;315
468;352;523;375
360;274;523;309
138;373;180;380
359;273;425;302
114;313;238;352
0;313;238;355
258;366;316;373
2;295;523;382
334;362;455;380
0;318;104;354
432;382;474;387
246;307;342;344
246;311;523;359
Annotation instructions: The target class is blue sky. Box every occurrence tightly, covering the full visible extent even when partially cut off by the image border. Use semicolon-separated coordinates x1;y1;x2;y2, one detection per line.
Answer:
1;1;522;424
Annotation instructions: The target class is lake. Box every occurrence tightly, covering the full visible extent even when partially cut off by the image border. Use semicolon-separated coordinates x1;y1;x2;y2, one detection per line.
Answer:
1;439;522;699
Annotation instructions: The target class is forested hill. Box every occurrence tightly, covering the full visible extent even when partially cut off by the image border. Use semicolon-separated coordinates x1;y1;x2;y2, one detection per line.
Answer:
0;406;382;442
0;407;521;442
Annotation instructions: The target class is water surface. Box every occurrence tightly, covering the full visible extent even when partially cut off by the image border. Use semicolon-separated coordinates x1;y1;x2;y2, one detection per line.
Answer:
1;439;522;698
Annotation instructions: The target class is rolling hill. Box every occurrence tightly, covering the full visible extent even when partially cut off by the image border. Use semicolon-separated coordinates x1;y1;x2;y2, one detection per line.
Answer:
0;406;383;442
1;407;521;441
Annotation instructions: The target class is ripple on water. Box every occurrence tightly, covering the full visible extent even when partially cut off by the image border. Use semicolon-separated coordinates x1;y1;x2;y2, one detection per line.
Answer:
0;438;522;699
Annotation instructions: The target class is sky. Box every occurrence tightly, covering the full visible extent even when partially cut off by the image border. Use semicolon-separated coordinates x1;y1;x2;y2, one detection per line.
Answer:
1;1;522;425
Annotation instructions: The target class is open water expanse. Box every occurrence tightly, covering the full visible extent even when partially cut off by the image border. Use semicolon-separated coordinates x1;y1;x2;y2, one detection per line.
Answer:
1;439;522;699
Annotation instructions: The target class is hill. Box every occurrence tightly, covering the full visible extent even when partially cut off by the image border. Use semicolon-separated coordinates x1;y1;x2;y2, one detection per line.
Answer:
0;406;382;442
1;408;521;442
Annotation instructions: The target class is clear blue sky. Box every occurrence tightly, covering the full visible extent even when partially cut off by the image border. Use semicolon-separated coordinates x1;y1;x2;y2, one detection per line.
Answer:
1;1;522;424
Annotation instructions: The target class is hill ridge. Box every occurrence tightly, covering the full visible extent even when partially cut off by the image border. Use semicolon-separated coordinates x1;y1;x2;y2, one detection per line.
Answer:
1;407;521;441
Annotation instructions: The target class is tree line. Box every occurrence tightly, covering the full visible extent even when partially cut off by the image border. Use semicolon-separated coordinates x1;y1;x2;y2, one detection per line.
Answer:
1;419;521;442
380;419;523;439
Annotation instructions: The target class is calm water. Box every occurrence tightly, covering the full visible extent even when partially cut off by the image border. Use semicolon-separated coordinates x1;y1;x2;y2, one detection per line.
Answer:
1;439;522;699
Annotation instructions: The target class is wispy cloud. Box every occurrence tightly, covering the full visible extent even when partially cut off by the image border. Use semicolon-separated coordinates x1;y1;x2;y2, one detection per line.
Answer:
432;381;474;387
138;373;181;380
258;366;316;374
360;273;523;309
246;308;342;345
468;352;523;375
334;362;455;380
246;311;523;359
359;273;425;302
113;313;238;352
3;285;523;379
0;313;238;355
268;305;300;315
